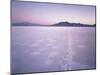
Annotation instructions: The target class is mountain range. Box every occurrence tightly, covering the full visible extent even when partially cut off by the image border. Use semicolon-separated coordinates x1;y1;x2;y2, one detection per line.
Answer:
12;21;96;27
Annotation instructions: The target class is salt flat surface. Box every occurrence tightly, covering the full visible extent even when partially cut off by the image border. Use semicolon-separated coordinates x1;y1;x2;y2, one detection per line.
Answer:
11;27;96;73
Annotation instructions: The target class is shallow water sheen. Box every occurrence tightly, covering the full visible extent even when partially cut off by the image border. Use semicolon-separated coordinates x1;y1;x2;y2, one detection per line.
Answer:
11;27;96;73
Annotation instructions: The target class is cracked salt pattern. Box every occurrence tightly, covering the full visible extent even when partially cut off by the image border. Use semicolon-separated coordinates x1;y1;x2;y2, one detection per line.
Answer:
11;27;96;74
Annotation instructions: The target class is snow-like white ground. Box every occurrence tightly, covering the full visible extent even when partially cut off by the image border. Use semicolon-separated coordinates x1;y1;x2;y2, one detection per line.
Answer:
11;27;96;74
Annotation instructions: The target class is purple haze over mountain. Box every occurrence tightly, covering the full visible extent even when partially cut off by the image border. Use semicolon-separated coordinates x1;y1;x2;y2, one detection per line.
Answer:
12;1;96;25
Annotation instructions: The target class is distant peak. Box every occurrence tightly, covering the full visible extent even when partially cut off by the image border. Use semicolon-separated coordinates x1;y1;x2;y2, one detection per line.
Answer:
56;21;70;24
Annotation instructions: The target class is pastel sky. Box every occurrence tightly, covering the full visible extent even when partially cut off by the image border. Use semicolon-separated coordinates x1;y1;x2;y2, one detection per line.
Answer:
12;1;96;25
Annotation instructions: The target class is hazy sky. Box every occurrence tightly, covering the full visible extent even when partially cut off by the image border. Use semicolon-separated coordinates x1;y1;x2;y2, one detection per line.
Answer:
12;1;96;25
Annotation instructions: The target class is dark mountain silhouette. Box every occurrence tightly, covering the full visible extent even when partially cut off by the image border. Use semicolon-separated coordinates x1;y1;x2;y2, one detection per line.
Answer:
12;21;96;27
52;22;96;27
